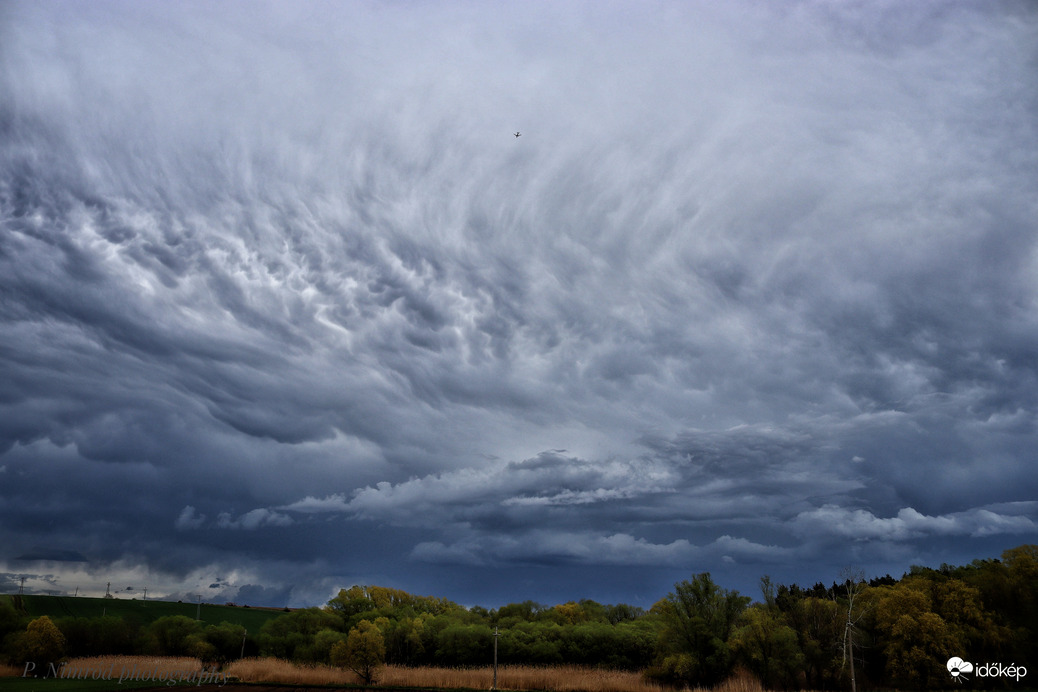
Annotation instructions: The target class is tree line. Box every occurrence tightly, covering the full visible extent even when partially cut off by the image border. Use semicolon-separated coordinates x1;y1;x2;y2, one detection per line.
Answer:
2;544;1035;689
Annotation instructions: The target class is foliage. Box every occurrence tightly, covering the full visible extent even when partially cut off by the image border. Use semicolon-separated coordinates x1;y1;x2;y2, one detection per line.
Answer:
144;616;203;657
775;593;843;689
19;615;67;664
332;618;385;684
381;614;427;665
435;622;495;665
732;604;802;689
256;607;340;661
4;543;1036;691
14;594;284;631
326;585;461;625
0;598;29;664
199;621;248;662
647;572;750;687
56;616;141;657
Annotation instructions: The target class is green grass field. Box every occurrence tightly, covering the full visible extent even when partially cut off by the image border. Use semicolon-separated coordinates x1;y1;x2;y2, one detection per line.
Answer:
4;594;290;631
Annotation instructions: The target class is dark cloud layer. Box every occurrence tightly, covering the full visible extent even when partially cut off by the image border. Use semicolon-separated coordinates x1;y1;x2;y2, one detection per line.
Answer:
1;1;1036;607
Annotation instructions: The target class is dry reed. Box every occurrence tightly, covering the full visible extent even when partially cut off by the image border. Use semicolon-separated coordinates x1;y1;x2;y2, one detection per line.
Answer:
685;668;766;692
151;656;766;692
226;658;670;691
62;656;202;674
0;662;23;677
224;657;356;685
382;663;668;692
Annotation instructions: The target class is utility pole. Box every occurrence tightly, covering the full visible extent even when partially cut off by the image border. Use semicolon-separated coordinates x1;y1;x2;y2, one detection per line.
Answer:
492;626;499;691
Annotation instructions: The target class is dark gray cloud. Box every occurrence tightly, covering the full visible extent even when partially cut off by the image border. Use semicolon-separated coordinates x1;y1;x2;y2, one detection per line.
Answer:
1;0;1036;607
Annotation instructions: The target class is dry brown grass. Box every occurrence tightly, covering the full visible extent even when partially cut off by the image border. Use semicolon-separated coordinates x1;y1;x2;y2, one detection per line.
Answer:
54;655;205;680
0;662;23;677
692;668;766;692
224;657;355;685
66;659;202;668
382;664;668;692
78;656;765;692
226;658;670;691
1;656;207;682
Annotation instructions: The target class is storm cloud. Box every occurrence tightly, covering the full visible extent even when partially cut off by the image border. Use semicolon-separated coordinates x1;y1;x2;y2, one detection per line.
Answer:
1;0;1036;607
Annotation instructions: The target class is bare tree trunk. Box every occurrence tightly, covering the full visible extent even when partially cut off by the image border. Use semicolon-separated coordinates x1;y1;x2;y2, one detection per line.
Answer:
834;568;865;692
846;621;856;692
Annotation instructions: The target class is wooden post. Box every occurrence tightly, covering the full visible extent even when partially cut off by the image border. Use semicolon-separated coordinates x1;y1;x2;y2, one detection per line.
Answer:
493;626;499;690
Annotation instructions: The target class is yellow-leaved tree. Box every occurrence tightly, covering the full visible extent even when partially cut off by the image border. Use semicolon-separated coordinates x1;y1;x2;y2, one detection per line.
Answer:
22;615;66;664
331;619;385;685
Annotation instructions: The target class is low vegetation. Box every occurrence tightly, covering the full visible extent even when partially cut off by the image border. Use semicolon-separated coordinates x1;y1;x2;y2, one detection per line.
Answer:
383;663;671;692
0;544;1034;690
224;656;350;685
9;593;287;631
226;657;670;691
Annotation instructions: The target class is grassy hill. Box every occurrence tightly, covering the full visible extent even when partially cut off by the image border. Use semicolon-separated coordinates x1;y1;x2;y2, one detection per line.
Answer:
3;593;291;631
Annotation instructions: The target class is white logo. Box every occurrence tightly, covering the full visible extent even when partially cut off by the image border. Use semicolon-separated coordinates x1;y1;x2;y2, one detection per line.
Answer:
947;657;974;682
948;657;1027;683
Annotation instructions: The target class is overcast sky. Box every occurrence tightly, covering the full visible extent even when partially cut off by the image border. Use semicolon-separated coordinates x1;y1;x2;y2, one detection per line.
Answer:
2;0;1037;609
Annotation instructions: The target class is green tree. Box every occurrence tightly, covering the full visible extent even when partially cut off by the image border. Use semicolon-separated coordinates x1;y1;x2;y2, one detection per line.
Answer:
332;619;385;685
183;633;218;661
870;582;957;689
312;628;347;664
326;585;463;624
57;616;140;657
495;600;547;624
326;586;377;621
732;604;803;689
435;623;495;666
497;621;562;665
22;616;67;664
929;577;1010;662
604;603;645;625
551;601;588;625
1002;544;1038;660
949;545;1037;664
257;607;341;660
384;615;427;665
202;621;247;662
145;615;203;656
649;572;750;687
0;598;26;658
780;595;843;689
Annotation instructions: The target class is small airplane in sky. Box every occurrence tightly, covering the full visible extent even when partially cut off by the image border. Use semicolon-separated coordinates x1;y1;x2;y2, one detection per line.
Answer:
514;131;521;138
